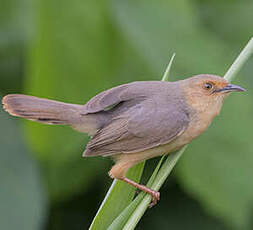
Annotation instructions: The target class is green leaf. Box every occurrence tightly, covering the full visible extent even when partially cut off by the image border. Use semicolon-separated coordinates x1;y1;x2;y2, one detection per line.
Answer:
89;163;144;230
0;104;47;230
107;156;165;230
193;1;253;48
162;53;176;81
120;148;186;230
0;0;27;93
110;0;229;78
224;38;253;82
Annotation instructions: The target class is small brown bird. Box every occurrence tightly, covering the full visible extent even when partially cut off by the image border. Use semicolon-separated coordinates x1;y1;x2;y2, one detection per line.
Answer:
2;74;245;206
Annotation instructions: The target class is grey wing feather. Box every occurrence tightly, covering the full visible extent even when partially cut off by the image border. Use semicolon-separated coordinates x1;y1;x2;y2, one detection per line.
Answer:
84;96;189;157
81;81;166;115
82;83;145;114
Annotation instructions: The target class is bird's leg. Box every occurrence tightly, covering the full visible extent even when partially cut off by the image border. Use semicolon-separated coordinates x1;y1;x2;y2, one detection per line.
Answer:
122;177;160;207
109;159;160;207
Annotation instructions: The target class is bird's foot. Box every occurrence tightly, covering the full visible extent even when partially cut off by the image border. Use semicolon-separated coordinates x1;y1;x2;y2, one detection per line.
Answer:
122;177;160;207
149;190;160;208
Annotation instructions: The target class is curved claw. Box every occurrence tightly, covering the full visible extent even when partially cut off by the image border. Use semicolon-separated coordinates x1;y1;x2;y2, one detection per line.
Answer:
121;177;160;207
149;191;160;208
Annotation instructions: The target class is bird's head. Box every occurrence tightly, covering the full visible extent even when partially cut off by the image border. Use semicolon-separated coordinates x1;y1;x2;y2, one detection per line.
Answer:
181;74;246;115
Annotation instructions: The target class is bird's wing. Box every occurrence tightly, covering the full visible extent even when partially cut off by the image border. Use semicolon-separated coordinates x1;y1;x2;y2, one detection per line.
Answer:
82;83;146;114
84;97;189;156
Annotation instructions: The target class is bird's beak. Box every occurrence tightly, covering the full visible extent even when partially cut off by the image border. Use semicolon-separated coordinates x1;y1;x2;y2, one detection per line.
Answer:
215;83;246;93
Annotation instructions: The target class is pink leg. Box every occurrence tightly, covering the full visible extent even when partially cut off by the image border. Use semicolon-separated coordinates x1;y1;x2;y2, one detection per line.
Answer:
123;177;160;207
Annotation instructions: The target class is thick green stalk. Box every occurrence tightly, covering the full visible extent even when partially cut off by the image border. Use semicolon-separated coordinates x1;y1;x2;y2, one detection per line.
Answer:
122;147;186;230
224;38;253;82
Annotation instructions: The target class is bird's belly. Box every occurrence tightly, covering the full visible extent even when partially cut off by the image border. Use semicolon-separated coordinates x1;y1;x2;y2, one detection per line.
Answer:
144;114;213;158
116;114;214;165
115;144;176;166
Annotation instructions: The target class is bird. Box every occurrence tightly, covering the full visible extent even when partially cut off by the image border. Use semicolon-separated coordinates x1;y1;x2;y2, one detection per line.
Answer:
2;74;245;207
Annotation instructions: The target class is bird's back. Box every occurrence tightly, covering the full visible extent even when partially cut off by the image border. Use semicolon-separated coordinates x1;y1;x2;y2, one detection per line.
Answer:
83;81;191;157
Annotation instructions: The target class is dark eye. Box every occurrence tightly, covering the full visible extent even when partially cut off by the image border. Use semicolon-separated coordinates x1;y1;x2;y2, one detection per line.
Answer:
204;82;213;90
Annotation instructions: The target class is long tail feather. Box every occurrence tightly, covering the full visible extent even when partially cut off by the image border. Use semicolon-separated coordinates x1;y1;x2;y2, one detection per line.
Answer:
2;94;83;125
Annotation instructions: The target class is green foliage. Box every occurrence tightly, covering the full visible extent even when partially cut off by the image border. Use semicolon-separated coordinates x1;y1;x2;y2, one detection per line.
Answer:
0;106;47;230
89;163;144;230
110;0;229;76
112;148;185;230
107;156;165;230
0;0;253;229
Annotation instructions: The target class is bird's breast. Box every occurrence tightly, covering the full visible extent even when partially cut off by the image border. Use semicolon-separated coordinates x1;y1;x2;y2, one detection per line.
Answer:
177;100;223;146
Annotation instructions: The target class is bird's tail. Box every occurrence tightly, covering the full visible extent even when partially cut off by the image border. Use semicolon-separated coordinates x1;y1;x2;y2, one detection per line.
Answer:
2;94;84;125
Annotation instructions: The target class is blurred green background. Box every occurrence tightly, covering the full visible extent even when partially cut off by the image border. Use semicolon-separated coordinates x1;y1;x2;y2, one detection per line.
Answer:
0;0;252;229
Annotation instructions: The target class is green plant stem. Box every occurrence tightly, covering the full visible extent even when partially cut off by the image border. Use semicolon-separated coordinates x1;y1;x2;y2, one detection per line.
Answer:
122;147;186;230
162;53;176;81
107;157;165;230
224;38;253;82
89;162;144;230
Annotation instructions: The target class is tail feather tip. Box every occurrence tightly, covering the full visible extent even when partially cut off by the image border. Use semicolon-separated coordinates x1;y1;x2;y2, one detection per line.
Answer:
2;95;12;113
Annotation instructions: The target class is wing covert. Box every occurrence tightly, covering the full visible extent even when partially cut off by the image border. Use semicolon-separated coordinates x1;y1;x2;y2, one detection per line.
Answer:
84;97;190;156
82;82;150;115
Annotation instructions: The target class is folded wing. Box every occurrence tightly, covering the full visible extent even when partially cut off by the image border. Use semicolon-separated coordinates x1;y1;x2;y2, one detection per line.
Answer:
84;95;189;156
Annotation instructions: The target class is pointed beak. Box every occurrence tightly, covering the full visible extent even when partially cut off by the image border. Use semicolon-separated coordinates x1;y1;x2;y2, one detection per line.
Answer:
215;83;246;93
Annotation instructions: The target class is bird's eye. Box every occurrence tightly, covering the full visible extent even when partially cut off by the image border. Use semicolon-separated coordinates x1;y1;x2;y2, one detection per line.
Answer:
204;82;213;90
